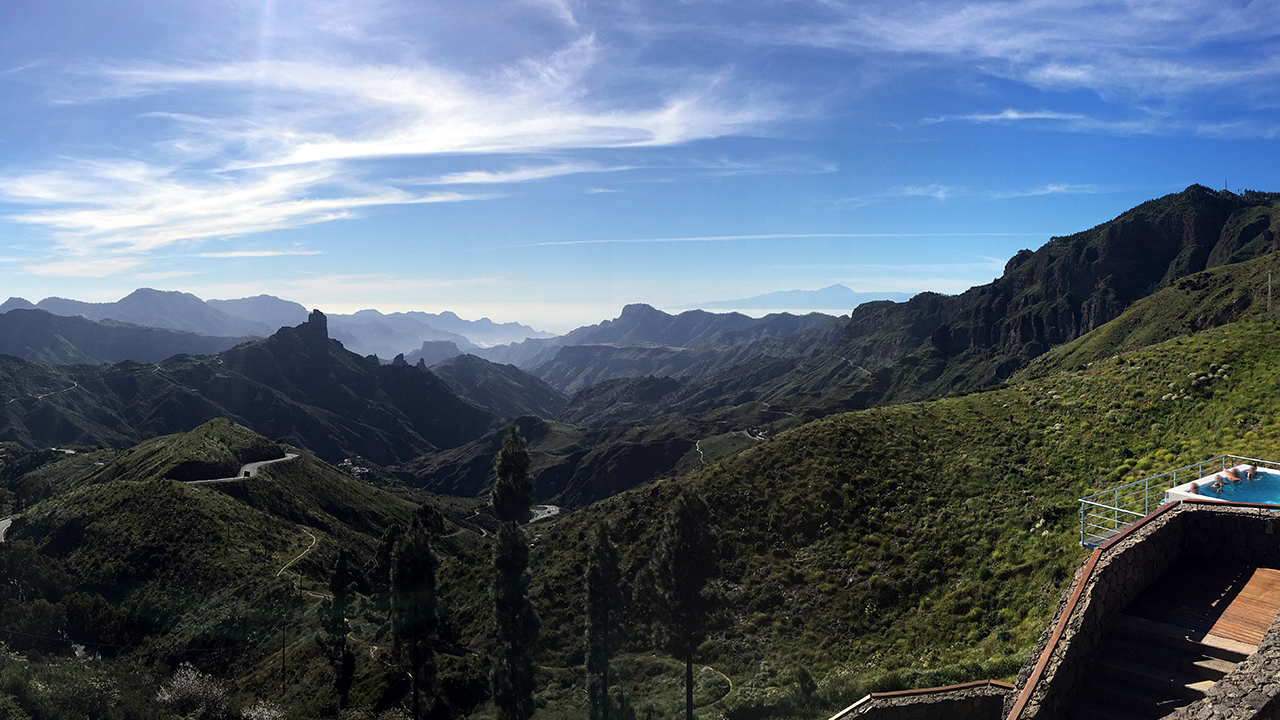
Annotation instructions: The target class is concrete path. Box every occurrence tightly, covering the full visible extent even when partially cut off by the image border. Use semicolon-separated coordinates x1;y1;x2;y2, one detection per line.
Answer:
186;453;300;484
530;504;560;523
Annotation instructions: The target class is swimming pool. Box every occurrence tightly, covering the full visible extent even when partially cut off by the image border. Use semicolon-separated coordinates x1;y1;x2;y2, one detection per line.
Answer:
1165;466;1280;505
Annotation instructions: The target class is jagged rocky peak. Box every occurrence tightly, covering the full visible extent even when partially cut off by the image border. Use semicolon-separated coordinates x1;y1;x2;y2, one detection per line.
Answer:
0;297;36;313
304;309;328;336
392;353;408;367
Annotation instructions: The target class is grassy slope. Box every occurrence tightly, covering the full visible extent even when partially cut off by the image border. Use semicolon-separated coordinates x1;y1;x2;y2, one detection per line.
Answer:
11;275;1280;720
515;314;1280;720
6;420;427;717
1020;251;1280;379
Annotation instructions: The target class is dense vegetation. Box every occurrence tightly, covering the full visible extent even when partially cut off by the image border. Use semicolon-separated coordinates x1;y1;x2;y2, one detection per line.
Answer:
5;191;1280;720
7;283;1280;719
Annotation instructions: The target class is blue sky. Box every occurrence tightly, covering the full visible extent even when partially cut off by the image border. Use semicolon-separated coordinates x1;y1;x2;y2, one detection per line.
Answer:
2;0;1279;333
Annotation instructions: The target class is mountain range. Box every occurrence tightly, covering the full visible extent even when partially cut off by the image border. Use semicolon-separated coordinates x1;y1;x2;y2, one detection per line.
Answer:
1;288;554;362
0;311;497;465
8;220;1280;718
9;185;1280;720
677;284;912;310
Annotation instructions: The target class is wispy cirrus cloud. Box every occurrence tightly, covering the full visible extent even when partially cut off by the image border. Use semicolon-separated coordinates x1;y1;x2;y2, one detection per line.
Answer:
0;160;492;258
399;162;632;186
779;0;1280;102
988;183;1099;200
922;107;1172;135
198;249;324;258
74;37;779;168
509;231;1045;248
839;183;960;207
0;28;785;277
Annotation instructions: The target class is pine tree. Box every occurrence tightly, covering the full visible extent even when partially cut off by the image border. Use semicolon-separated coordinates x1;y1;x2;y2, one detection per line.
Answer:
491;426;533;524
317;550;358;708
585;522;625;720
491;425;539;720
650;490;717;720
392;506;441;720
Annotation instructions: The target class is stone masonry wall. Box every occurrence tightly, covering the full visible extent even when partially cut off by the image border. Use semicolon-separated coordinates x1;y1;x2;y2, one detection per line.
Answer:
1162;505;1280;720
1015;506;1187;720
835;682;1013;720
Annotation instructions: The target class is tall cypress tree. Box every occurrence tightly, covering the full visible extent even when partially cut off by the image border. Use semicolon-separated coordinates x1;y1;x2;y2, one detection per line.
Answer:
491;425;539;720
318;549;358;708
392;506;441;720
651;490;717;720
585;522;625;720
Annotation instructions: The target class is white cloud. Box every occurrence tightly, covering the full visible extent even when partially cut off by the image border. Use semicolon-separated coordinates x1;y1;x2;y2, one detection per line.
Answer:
526;0;579;28
988;183;1099;200
892;184;955;200
400;162;631;185
923;109;1089;125
754;0;1280;122
510;231;1044;248
135;270;200;281
198;249;324;258
0;31;784;277
0;160;495;259
26;257;144;277
80;39;778;168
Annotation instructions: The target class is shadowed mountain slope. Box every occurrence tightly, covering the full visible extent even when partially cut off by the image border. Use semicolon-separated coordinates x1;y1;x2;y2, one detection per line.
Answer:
35;288;275;337
0;311;497;464
0;308;256;364
477;305;842;377
636;186;1280;420
428;353;567;419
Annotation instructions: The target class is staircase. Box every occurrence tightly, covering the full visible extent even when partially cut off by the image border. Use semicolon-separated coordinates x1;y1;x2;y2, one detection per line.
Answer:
1066;613;1255;720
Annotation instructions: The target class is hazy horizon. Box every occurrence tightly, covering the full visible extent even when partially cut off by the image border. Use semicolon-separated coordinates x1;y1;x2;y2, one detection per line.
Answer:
3;1;1277;332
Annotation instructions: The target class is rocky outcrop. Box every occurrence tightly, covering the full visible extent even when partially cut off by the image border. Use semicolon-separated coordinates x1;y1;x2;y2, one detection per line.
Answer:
765;186;1280;409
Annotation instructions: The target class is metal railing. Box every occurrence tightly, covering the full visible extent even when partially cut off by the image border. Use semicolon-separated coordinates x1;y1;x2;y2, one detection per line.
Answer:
1078;454;1280;548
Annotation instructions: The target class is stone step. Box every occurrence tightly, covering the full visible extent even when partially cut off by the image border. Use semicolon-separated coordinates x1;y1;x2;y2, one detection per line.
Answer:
1080;673;1197;718
1101;634;1238;680
1112;613;1256;663
1094;654;1214;701
1066;692;1161;720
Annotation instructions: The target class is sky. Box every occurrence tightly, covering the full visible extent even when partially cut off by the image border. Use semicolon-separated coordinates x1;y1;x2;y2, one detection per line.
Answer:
2;1;1280;333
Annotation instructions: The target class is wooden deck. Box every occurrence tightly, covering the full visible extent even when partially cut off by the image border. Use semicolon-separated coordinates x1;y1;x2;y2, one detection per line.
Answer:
1126;559;1280;647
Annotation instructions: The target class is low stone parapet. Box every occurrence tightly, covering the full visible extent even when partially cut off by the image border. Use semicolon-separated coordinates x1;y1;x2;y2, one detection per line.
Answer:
829;680;1014;720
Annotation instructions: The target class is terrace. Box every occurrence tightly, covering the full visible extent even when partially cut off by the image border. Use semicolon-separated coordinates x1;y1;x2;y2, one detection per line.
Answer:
1079;454;1280;548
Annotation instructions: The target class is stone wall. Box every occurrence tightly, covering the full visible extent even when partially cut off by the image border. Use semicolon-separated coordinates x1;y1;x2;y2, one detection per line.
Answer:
1163;506;1280;720
1014;504;1187;720
1011;503;1280;720
831;681;1013;720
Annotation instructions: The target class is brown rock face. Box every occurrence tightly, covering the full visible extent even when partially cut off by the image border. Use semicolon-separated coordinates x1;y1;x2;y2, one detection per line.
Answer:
816;185;1280;405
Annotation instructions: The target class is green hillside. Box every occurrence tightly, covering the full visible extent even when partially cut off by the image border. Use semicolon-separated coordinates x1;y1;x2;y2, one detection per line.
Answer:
507;313;1280;720
8;257;1280;720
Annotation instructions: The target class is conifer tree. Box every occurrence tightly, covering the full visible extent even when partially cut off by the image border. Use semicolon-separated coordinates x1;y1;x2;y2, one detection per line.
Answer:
651;490;717;720
317;549;358;708
491;425;539;720
392;506;441;720
585;522;625;720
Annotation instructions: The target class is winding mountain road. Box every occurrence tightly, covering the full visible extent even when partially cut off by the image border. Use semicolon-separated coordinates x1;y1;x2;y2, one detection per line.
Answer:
530;504;560;523
186;453;299;484
0;516;12;543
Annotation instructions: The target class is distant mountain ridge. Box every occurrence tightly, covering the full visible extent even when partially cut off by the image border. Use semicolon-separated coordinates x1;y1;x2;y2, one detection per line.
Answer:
26;288;276;337
8;289;556;363
667;184;1280;416
0;311;498;464
476;304;844;391
679;284;911;310
0;309;255;364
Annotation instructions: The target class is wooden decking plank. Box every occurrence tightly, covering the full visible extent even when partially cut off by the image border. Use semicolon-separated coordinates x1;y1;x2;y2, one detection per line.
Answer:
1125;561;1280;647
1207;567;1280;646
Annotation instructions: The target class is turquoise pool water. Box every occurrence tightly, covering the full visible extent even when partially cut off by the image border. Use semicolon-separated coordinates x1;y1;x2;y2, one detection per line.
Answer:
1194;469;1280;504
